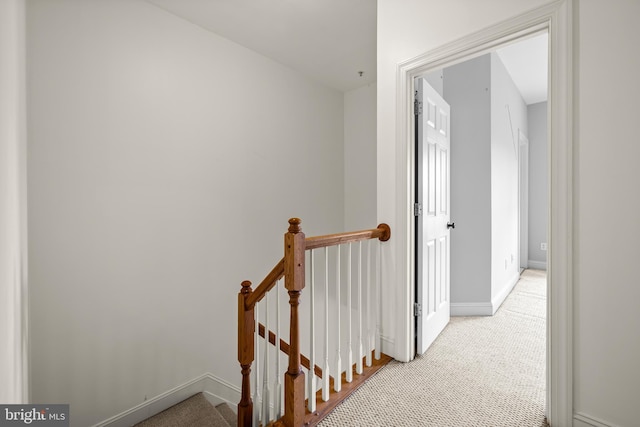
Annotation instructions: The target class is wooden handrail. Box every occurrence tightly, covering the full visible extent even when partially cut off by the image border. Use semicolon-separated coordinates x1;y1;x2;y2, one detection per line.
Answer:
245;258;285;309
304;223;390;250
238;218;391;427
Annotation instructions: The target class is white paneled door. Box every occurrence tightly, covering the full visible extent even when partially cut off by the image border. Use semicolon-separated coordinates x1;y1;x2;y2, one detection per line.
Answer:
415;77;451;355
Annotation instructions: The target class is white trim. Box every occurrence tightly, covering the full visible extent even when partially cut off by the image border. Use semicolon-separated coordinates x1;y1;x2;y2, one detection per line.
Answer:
546;1;574;425
491;272;521;314
93;373;240;427
392;1;573;426
0;0;29;405
451;303;493;317
201;375;241;409
518;129;530;271
451;271;520;316
574;412;620;427
528;260;547;270
380;334;395;360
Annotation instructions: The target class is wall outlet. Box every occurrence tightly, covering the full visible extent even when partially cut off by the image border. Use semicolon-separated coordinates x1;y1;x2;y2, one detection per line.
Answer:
540;243;547;251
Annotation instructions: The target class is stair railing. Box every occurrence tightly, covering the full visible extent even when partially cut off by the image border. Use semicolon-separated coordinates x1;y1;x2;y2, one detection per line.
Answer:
238;218;390;427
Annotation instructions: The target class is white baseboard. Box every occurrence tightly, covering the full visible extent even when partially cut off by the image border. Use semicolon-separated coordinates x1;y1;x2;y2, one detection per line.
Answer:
450;302;493;316
93;373;240;427
451;272;520;317
574;412;620;427
491;272;520;314
527;259;547;270
380;334;395;356
201;374;240;409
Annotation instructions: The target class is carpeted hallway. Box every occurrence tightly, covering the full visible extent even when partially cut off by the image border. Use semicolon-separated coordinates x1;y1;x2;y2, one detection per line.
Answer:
319;269;547;427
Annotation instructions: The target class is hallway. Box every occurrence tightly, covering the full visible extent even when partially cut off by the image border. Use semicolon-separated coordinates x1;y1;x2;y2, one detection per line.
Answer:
319;270;547;426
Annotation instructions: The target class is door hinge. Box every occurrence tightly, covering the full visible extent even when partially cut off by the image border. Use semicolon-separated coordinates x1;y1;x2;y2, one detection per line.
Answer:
414;302;422;317
414;203;423;217
414;98;423;116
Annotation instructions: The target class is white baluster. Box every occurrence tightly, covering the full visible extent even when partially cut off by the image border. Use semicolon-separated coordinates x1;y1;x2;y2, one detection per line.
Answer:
346;243;353;383
356;241;363;375
308;250;317;412
375;240;381;360
322;247;330;401
366;240;372;367
253;304;261;427
334;245;342;392
262;293;271;423
273;280;282;419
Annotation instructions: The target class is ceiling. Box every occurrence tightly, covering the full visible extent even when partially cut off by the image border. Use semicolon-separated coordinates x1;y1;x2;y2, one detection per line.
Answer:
145;1;546;100
146;0;377;92
496;32;548;105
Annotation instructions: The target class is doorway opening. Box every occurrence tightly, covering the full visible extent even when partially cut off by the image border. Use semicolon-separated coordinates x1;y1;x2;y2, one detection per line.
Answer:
409;28;552;423
391;4;573;425
413;31;549;348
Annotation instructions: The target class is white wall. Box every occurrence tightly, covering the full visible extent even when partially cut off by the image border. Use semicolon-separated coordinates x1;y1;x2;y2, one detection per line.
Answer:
575;1;640;426
0;0;28;405
379;0;640;425
344;83;377;231
490;52;526;303
441;55;492;306
27;0;344;425
527;102;548;266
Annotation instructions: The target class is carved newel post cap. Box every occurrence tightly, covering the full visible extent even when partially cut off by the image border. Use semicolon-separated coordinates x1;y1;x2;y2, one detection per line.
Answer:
241;280;252;294
288;218;302;233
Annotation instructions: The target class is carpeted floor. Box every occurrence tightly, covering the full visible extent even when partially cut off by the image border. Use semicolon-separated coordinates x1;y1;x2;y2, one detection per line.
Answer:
319;269;548;427
134;393;236;427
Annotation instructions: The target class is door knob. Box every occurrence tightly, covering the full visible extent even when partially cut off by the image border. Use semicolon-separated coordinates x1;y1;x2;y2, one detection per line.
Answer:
447;222;455;229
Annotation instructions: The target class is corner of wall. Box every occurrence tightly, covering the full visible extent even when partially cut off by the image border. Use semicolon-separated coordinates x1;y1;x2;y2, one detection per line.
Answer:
93;373;240;427
490;271;520;314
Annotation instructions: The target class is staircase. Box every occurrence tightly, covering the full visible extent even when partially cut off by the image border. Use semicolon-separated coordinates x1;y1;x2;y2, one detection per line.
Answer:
136;219;392;427
238;218;392;426
135;393;237;427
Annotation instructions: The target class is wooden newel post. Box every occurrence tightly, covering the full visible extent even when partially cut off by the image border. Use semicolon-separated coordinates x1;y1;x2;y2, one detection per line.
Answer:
283;218;306;427
238;280;254;427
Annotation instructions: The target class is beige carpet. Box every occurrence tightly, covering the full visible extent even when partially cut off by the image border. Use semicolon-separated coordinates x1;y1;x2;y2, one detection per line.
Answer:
135;393;236;427
319;269;547;427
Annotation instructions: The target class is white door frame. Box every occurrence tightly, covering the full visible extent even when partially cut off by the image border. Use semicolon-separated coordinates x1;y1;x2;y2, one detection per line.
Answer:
519;129;530;271
391;1;573;426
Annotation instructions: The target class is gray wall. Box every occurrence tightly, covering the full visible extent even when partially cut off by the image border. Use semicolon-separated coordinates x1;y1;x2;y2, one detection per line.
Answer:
344;83;377;231
527;102;548;266
424;68;443;98
27;1;344;425
442;54;492;305
439;52;526;311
